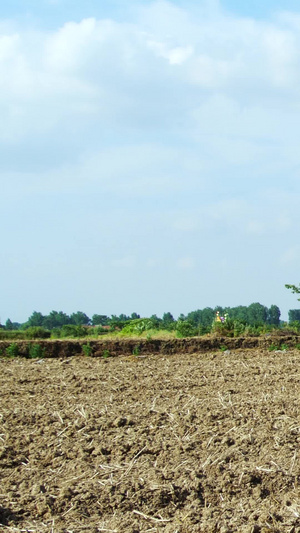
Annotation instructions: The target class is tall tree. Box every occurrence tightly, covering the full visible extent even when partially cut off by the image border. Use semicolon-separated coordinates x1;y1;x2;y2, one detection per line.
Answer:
162;312;175;329
247;303;268;325
201;307;215;327
289;310;300;323
27;311;44;327
70;311;90;325
130;312;140;320
92;314;109;326
43;311;70;329
5;318;14;330
268;305;281;326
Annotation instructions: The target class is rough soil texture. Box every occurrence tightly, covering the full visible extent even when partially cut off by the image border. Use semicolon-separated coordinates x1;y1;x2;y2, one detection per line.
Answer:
0;330;299;359
1;348;300;532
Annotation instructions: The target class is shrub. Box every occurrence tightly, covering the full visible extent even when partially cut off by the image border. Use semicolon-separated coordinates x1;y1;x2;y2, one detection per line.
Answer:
176;320;197;338
102;349;111;358
132;345;140;356
121;318;157;336
6;343;19;357
25;327;51;339
58;325;88;338
82;343;93;357
211;319;235;337
220;345;229;352
286;321;300;333
0;330;27;340
269;344;279;351
95;326;111;335
198;324;211;335
233;320;246;337
28;344;46;359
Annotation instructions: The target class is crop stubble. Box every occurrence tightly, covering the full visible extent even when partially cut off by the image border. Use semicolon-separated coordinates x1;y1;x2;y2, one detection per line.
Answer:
1;349;300;532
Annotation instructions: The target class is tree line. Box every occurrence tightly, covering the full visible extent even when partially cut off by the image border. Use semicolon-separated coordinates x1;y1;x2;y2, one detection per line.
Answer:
2;302;289;331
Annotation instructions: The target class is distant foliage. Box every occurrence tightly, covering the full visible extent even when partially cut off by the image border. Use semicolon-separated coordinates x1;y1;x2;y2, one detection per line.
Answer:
288;310;300;323
52;325;88;338
2;301;298;340
176;320;197;338
121;318;158;336
92;314;109;326
25;327;51;339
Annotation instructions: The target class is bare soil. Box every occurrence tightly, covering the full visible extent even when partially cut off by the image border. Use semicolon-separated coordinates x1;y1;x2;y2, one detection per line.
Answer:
1;347;300;532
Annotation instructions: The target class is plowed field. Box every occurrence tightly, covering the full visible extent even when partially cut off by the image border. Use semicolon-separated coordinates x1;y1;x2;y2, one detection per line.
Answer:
1;348;300;532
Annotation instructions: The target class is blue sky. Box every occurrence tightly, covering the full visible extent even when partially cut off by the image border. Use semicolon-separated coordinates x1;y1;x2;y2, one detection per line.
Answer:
1;0;300;323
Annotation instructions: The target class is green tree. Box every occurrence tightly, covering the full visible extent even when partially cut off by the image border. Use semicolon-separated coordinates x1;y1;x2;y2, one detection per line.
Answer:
70;311;90;325
247;303;268;325
92;314;109;326
5;318;14;330
230;306;248;323
162;312;175;329
43;311;70;329
288;310;300;323
201;307;215;328
285;284;300;300
131;312;140;320
150;314;162;328
268;305;281;326
27;311;44;327
186;310;202;327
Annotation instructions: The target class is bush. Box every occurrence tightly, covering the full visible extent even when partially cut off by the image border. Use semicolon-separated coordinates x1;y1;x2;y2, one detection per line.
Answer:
82;343;93;357
0;330;27;340
198;324;211;335
28;344;46;359
132;345;140;356
25;327;51;339
121;318;158;336
6;343;19;357
176;320;197;338
53;325;88;338
286;321;300;333
211;319;235;337
233;320;246;337
95;326;112;336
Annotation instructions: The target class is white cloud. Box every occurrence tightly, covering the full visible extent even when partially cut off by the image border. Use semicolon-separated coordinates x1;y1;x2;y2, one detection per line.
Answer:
147;39;193;64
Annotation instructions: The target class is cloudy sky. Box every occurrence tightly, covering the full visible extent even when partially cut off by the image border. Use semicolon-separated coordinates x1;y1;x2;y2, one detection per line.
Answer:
1;0;300;323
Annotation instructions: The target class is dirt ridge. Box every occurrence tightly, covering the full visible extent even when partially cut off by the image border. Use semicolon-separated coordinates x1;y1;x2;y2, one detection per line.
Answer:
0;332;299;358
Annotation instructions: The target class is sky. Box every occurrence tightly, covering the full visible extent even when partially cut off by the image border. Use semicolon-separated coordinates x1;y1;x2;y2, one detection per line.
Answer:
1;0;300;323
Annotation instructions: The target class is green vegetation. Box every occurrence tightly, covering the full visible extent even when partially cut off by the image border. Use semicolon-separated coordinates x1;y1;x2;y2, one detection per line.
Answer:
82;343;93;357
120;318;157;336
220;345;229;352
5;343;19;357
176;320;197;338
1;298;300;341
132;345;140;356
28;344;46;359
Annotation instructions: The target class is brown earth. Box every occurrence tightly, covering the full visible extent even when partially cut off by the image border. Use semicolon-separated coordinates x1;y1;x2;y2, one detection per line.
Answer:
0;330;299;359
1;345;300;532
